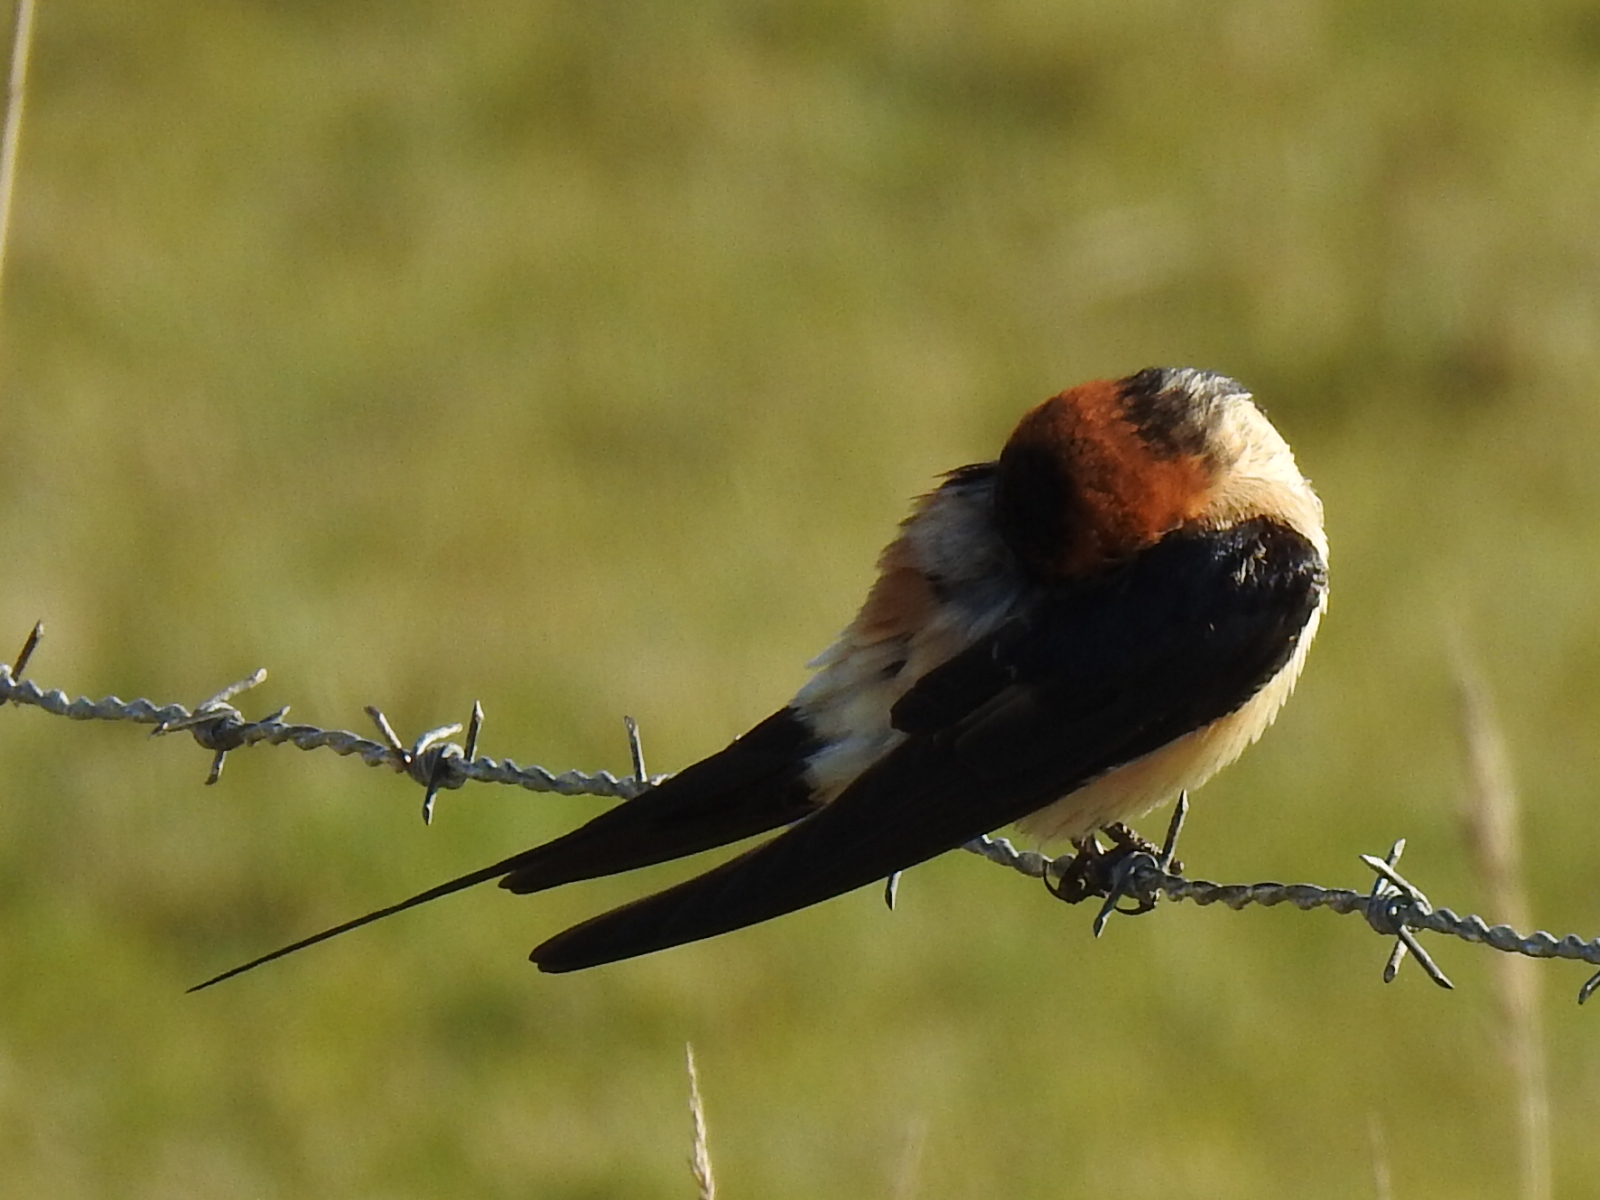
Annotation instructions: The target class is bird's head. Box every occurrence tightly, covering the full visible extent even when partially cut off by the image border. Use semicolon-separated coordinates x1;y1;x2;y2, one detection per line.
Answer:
995;367;1325;579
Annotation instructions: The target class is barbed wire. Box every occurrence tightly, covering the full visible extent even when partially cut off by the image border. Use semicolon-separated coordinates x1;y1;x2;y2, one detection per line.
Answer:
0;623;655;820
3;622;1597;1003
968;803;1600;1004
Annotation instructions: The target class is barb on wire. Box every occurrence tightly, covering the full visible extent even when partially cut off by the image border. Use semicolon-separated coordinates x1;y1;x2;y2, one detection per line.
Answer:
11;619;42;677
3;623;1598;1003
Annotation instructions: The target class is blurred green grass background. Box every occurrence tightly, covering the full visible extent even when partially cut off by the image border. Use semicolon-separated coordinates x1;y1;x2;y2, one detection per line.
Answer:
3;0;1600;1195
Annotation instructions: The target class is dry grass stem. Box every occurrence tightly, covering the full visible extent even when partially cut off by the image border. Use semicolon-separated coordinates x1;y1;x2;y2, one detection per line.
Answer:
1367;1112;1393;1200
1454;652;1551;1200
889;1115;927;1200
0;0;36;303
686;1043;716;1200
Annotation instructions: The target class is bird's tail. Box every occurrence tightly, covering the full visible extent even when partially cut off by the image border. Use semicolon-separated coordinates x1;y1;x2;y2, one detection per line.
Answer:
187;853;525;992
189;707;820;991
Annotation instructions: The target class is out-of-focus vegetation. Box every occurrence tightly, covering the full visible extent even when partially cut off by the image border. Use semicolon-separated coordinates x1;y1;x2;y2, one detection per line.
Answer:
3;1;1600;1196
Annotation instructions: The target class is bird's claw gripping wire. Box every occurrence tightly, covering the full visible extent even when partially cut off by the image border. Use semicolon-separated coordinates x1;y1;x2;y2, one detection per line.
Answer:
1041;794;1190;938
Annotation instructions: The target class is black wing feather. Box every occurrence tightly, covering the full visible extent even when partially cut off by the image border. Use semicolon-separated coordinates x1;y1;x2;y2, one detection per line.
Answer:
190;707;818;990
500;706;820;893
532;518;1324;972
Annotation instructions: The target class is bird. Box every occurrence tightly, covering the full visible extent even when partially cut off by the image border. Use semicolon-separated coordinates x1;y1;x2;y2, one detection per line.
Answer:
192;366;1327;988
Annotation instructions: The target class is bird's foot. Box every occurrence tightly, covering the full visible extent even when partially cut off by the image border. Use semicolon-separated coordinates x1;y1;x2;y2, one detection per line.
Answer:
1043;796;1189;926
1045;824;1162;907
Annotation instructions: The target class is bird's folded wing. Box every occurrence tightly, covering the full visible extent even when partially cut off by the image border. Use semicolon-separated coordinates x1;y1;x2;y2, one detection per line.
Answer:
531;517;1326;971
500;706;822;894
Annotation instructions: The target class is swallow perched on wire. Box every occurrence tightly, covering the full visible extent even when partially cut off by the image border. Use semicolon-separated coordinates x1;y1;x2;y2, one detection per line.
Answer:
193;367;1327;988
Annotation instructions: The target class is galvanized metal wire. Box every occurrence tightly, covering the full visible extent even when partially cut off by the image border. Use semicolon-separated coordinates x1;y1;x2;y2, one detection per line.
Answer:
4;622;1597;1002
0;623;656;805
967;805;1600;1004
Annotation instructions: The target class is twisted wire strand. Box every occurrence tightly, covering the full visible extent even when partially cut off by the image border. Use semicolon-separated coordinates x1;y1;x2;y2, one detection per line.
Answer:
0;663;651;800
3;638;1597;1002
964;832;1600;1002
